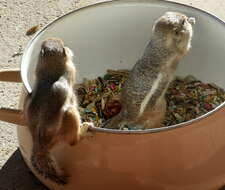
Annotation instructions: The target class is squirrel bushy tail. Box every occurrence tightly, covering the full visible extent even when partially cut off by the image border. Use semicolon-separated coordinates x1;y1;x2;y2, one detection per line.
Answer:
31;146;67;185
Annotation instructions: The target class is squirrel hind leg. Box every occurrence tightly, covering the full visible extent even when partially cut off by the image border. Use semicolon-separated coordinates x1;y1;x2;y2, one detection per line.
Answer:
133;99;166;129
103;113;127;129
59;107;94;145
131;110;165;129
59;106;81;146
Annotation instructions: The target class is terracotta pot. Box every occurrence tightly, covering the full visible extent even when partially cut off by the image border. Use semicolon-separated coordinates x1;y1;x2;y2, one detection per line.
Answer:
1;0;225;189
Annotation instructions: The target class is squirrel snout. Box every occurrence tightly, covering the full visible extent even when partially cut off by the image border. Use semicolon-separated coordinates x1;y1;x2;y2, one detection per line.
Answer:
188;17;195;25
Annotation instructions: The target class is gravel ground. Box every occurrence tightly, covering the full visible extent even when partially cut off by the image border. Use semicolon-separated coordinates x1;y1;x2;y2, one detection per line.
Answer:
0;0;224;189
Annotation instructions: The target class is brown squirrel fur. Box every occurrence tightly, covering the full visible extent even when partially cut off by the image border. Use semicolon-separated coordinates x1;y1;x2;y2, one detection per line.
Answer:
23;38;91;184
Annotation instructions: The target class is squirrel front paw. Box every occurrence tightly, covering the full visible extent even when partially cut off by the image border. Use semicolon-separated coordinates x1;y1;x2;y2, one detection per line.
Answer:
80;122;94;139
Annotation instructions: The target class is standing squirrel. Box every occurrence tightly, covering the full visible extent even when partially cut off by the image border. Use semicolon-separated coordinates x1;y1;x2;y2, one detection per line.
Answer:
105;12;195;129
24;38;92;184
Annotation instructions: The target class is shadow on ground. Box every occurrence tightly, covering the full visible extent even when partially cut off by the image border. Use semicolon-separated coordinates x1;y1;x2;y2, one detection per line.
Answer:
0;149;48;190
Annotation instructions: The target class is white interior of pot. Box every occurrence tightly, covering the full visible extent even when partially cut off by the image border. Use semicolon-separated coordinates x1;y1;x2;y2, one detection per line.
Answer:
21;0;225;126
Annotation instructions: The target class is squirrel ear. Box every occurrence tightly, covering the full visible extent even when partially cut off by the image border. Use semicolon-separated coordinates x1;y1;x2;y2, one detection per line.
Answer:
64;47;74;58
188;17;195;25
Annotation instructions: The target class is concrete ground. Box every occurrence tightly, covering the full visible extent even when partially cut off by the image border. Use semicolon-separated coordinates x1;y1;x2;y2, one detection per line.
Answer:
0;0;224;189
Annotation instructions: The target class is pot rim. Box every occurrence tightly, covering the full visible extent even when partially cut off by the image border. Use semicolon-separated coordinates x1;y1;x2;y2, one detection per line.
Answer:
20;0;225;134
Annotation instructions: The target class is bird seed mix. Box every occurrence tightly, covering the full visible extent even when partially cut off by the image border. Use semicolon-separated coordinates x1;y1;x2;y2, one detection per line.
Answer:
76;70;225;129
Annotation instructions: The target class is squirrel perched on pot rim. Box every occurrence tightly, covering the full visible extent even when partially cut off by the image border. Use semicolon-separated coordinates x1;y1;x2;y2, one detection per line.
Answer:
24;38;93;184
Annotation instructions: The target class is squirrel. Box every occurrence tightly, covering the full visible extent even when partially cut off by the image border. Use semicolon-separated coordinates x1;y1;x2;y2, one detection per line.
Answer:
104;12;195;129
23;38;92;184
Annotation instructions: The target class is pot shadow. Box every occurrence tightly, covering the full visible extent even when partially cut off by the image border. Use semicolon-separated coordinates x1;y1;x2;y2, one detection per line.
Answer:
0;149;48;190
